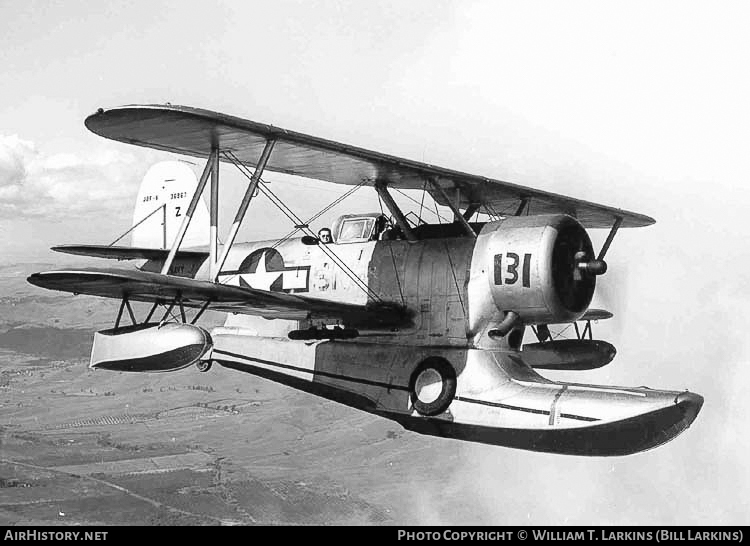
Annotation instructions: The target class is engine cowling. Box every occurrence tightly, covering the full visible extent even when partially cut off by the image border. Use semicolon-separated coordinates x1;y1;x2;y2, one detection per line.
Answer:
469;214;602;336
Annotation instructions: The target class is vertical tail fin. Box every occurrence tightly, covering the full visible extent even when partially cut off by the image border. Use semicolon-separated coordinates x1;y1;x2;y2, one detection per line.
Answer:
132;161;209;249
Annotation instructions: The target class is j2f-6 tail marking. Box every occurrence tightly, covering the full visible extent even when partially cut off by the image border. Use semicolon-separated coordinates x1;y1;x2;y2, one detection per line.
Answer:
26;104;703;456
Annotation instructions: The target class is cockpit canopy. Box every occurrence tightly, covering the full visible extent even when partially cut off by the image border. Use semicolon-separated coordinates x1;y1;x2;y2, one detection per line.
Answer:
331;213;388;244
327;213;488;244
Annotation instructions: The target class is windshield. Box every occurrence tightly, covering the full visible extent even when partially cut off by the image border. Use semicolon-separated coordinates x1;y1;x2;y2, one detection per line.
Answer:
337;218;374;243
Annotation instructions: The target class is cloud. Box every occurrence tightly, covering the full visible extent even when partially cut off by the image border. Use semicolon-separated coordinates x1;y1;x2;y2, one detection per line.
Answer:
0;135;36;189
0;135;142;218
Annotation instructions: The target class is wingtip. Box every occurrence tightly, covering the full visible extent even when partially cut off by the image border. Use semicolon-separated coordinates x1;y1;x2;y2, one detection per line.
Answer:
50;245;92;256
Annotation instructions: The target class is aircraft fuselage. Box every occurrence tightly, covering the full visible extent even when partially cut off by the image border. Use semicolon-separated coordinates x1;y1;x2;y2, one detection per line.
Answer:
188;215;703;456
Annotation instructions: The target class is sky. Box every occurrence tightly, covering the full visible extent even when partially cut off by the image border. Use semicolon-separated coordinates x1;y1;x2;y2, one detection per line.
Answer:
1;0;749;524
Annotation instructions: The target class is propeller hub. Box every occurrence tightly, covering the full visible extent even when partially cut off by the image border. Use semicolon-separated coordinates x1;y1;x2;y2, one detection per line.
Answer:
576;259;608;276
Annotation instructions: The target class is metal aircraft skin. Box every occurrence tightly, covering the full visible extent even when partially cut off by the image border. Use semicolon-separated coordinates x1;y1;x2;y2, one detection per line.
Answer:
28;105;703;456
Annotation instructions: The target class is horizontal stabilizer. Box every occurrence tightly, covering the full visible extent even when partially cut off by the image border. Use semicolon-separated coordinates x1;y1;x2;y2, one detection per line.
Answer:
52;244;209;262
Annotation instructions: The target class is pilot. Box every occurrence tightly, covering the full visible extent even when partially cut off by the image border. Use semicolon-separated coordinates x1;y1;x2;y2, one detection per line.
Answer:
318;227;333;244
381;224;403;241
370;215;388;241
379;216;405;241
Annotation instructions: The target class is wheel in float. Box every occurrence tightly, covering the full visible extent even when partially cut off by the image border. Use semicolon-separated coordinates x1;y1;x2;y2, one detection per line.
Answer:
409;357;457;416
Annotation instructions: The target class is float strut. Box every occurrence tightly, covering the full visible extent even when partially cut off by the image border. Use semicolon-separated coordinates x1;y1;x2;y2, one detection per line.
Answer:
115;298;126;329
145;301;160;323
191;301;211;325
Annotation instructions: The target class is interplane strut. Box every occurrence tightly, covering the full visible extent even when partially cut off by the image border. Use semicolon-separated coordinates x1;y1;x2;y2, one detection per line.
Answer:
161;153;217;275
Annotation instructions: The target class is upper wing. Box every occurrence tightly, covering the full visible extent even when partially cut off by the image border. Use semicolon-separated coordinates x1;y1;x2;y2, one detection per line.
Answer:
85;105;654;229
27;268;408;328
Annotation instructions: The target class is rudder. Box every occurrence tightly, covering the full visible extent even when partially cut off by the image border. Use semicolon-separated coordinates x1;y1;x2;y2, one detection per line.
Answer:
132;161;209;249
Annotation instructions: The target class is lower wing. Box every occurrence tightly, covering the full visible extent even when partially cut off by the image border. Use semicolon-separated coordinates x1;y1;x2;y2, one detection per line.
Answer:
27;267;409;328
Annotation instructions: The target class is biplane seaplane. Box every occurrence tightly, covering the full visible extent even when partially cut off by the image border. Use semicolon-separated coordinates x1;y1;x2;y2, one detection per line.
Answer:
28;104;703;456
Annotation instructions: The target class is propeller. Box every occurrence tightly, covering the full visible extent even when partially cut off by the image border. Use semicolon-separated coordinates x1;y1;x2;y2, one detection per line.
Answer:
552;222;598;313
574;250;607;281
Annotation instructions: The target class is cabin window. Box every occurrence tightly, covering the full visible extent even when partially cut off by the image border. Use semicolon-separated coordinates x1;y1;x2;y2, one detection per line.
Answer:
337;218;375;243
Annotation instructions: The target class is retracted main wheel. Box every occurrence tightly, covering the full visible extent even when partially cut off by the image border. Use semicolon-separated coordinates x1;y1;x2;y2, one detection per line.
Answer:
409;357;457;416
196;360;212;373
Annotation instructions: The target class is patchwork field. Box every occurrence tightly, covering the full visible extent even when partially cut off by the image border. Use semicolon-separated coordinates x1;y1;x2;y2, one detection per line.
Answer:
0;263;465;525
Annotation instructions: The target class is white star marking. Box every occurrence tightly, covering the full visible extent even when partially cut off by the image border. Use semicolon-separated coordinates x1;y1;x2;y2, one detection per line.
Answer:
241;250;282;290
